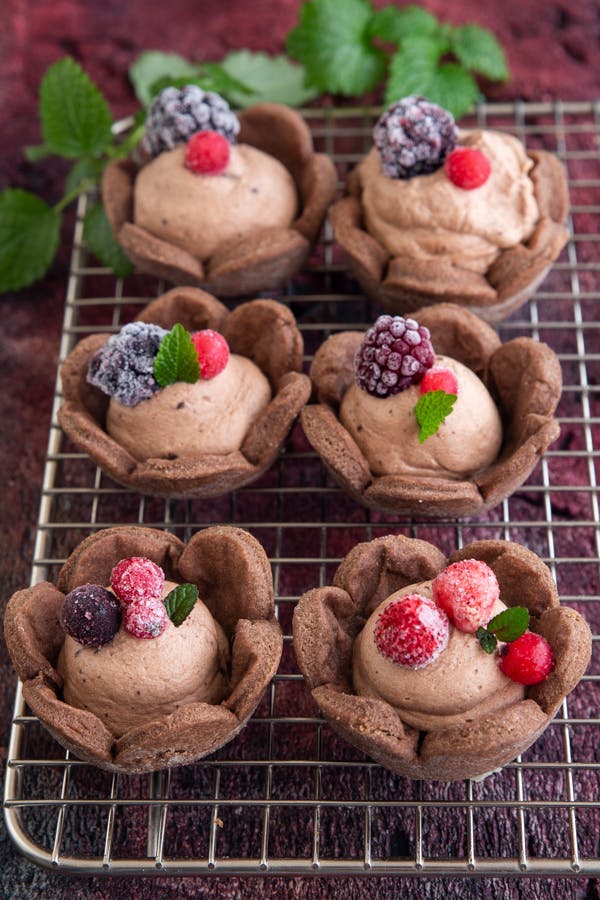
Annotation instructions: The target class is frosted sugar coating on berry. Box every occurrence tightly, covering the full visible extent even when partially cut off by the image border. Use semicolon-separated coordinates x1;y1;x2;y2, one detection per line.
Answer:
111;556;165;606
185;131;231;175
191;329;230;379
142;85;240;158
420;367;459;396
374;593;449;669
373;96;457;179
124;596;168;639
87;322;167;407
444;146;491;190
354;314;435;397
59;584;122;648
499;632;554;685
433;559;499;634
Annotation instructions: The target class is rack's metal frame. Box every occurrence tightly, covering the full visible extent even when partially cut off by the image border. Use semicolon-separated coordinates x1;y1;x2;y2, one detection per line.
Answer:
4;102;599;877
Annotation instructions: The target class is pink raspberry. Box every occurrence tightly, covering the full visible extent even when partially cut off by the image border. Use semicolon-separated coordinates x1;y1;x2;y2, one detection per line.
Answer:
444;147;491;190
124;596;168;640
190;329;230;379
499;632;554;685
111;556;165;606
432;559;499;633
374;593;449;669
185;130;230;175
420;366;458;395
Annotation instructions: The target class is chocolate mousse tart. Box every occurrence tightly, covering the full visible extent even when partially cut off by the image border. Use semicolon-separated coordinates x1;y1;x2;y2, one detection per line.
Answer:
4;525;282;773
58;286;311;497
301;302;562;518
330;96;569;323
293;535;591;781
103;86;336;296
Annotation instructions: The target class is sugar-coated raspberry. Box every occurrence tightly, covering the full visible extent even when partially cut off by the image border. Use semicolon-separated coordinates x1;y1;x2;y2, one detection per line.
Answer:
59;584;122;648
87;322;167;407
374;593;450;669
111;557;165;606
142;85;239;158
123;596;168;640
444;147;491;190
190;329;230;379
420;367;459;395
373;96;457;179
432;559;499;633
354;314;435;397
185;131;230;175
499;632;554;685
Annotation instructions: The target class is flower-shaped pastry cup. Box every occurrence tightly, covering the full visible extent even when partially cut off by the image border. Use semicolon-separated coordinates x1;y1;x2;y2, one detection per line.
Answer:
293;535;591;781
58;287;311;497
330;150;569;323
301;302;562;518
103;102;337;296
4;525;282;773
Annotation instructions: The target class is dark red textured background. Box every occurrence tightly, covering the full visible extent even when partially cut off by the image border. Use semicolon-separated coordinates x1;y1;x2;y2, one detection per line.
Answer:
1;1;600;897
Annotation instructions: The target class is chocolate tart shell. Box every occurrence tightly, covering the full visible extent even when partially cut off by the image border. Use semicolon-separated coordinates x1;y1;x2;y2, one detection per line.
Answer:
58;287;311;497
330;149;569;323
293;535;591;781
300;302;562;518
103;102;337;296
4;525;282;774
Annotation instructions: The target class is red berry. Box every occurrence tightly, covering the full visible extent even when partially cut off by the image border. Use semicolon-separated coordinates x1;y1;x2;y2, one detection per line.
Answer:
432;559;499;633
185;130;230;175
124;596;168;640
190;329;230;379
111;557;165;606
420;366;458;395
374;593;449;669
444;147;491;190
499;632;554;685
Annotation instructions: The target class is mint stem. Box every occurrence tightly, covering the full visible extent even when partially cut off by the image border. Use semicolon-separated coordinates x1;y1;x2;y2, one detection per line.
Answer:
53;177;97;213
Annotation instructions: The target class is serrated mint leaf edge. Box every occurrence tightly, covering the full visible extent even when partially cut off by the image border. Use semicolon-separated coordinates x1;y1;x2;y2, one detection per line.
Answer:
414;390;457;444
487;606;530;642
153;323;200;387
163;583;199;627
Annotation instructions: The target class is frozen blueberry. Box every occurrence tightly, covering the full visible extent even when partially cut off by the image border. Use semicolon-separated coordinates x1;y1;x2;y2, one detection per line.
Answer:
87;322;167;407
373;96;457;179
60;584;122;648
142;85;240;158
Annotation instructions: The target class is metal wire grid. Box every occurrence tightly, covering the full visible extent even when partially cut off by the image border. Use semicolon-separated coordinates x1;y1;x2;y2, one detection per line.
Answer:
3;102;600;878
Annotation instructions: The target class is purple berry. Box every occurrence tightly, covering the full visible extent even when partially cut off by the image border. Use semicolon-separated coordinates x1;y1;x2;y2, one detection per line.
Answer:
354;315;435;397
87;322;167;407
373;96;457;179
60;584;122;648
142;86;240;158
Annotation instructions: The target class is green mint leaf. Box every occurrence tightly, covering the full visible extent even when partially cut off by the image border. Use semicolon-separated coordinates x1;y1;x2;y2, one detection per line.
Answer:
414;390;457;444
219;51;319;108
153;323;200;387
65;157;104;195
0;189;61;293
148;67;252;107
40;57;113;159
476;626;497;654
163;583;198;627
368;5;442;43
129;50;199;106
424;63;479;119
386;41;479;118
24;144;52;163
287;0;387;96
450;24;509;82
83;202;133;278
487;606;529;643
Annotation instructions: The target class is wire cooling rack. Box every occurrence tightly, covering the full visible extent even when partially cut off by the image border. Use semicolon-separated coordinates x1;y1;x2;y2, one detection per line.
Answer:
4;102;600;878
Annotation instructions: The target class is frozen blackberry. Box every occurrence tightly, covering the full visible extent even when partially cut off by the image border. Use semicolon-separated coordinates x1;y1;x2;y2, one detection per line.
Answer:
60;584;122;648
142;85;240;158
373;96;457;179
354;315;435;397
87;322;167;407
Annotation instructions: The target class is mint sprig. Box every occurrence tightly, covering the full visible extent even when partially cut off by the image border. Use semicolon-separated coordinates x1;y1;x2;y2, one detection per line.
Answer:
153;324;200;387
414;390;457;443
163;583;198;627
476;606;529;654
